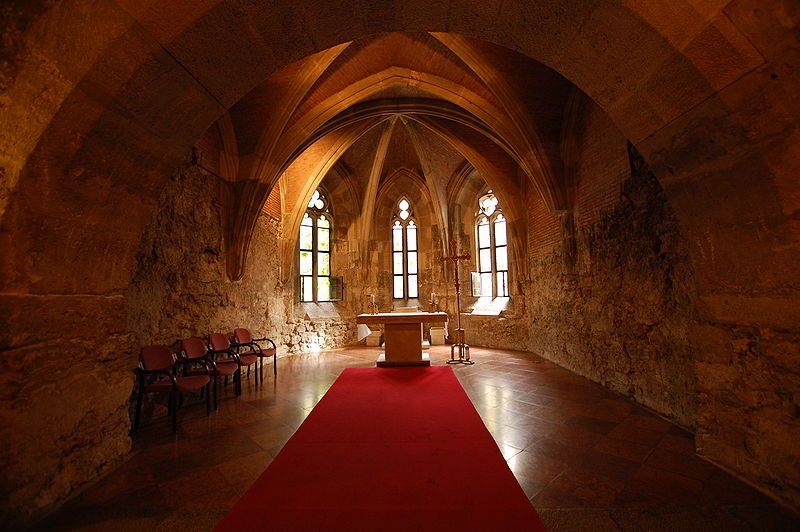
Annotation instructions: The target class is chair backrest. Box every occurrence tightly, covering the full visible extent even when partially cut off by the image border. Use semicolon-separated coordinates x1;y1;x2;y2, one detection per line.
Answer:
181;338;207;359
208;333;231;351
140;345;175;371
234;328;252;344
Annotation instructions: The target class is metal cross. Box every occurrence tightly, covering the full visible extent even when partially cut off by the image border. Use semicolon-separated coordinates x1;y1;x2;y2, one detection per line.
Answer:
441;240;471;294
441;239;473;364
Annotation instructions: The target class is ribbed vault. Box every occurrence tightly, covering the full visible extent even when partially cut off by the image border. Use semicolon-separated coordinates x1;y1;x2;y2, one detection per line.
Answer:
208;32;572;281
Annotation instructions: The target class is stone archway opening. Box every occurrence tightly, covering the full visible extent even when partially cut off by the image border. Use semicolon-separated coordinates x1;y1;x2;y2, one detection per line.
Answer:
2;3;799;525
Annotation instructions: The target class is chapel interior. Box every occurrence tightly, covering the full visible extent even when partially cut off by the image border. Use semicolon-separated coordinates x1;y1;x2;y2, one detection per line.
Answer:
1;1;799;530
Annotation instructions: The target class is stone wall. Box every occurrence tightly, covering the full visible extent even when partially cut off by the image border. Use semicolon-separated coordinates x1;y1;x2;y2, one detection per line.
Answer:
126;160;355;355
694;306;800;507
527;139;696;428
464;314;529;352
279;317;355;353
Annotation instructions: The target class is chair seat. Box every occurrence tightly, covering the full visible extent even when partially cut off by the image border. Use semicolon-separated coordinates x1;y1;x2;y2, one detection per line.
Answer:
258;348;276;357
239;353;258;366
213;360;239;376
144;379;173;392
145;375;210;393
176;375;211;391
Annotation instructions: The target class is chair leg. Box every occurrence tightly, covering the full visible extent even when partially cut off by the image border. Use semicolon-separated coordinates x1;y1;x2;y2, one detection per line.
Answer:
214;377;218;410
206;383;211;415
273;354;277;377
132;386;144;436
171;392;178;432
259;357;263;385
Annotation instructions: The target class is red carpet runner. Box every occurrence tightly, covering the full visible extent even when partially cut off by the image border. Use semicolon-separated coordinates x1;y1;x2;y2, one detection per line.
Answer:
216;366;545;531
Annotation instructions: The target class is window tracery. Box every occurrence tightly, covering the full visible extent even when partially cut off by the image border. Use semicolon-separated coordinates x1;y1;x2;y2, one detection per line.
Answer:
392;197;418;299
475;191;509;297
300;189;332;302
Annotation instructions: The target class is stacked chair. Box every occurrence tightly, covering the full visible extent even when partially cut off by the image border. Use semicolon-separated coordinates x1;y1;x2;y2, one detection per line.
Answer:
132;328;278;435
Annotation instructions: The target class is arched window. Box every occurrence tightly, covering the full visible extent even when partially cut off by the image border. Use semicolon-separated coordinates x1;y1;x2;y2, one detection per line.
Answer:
392;198;418;299
475;191;509;297
299;188;332;302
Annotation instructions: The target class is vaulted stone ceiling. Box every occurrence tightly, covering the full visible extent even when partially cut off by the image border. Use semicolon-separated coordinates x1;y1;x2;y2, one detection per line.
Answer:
3;2;799;525
204;32;577;279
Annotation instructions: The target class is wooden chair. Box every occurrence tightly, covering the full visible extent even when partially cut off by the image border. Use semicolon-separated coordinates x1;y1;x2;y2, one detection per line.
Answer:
132;344;211;435
233;327;278;384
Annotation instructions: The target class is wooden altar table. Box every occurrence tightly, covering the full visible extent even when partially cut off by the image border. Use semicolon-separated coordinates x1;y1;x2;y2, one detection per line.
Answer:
356;312;448;367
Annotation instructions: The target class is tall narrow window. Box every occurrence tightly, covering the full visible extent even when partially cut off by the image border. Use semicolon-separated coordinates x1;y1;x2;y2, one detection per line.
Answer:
299;188;333;302
392;198;419;299
474;192;509;297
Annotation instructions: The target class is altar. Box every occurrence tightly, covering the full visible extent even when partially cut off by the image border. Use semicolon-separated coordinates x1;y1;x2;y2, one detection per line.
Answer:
356;312;448;367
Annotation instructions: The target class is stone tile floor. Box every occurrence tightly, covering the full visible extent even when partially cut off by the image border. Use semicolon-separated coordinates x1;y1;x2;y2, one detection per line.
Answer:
37;346;799;531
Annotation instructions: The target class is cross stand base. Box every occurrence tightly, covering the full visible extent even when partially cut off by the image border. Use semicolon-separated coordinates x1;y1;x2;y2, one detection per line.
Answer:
448;328;474;365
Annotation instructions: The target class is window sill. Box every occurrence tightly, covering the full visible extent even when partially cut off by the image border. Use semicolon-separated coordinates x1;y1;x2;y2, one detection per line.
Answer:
469;296;510;316
301;302;341;320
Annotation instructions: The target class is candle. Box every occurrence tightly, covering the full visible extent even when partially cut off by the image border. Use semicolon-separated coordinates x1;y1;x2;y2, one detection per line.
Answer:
370;294;375;304
430;292;436;304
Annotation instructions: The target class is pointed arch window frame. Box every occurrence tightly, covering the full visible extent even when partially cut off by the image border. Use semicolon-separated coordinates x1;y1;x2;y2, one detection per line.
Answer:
299;188;334;303
392;197;419;300
475;191;509;298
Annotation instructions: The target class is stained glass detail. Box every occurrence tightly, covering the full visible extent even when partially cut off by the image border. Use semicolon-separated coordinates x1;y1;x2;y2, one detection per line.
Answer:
307;190;327;211
300;225;313;250
478;221;490;248
494;217;506;246
393;276;404;299
317;277;330;301
300;251;313;275
393;223;403;251
407;252;418;274
318;227;329;251
480;272;492;297
301;276;313;302
318;252;330;276
406;223;417;251
480;194;498;216
479;249;491;273
495;246;507;271
497;271;509;297
408;275;418;298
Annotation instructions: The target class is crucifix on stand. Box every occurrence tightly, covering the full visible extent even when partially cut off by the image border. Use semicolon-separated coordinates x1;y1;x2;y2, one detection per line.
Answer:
442;239;474;365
